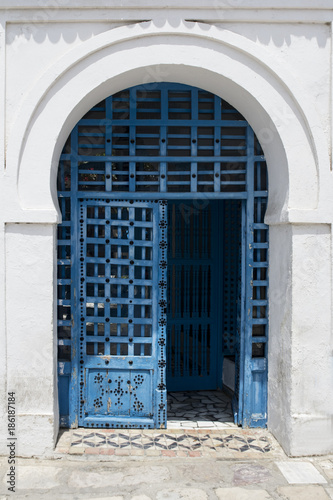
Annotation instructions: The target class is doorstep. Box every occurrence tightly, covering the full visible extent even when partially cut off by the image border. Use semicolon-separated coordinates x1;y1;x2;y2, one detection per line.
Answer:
55;428;286;459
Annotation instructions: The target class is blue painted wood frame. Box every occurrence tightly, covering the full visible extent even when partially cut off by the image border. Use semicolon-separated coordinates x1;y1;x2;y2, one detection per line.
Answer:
236;128;269;427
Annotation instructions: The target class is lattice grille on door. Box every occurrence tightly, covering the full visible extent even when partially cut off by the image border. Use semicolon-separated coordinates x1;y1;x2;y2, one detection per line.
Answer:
250;136;268;359
59;84;264;195
80;202;154;359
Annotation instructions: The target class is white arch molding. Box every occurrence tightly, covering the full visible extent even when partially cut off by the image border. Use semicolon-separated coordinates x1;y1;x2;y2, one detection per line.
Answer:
8;20;330;225
5;20;333;457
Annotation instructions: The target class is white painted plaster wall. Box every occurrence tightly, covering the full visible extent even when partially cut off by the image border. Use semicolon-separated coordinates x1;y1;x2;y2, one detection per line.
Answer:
289;225;333;456
267;224;293;454
0;1;332;457
224;23;331;147
5;22;129;131
268;224;333;456
5;224;58;456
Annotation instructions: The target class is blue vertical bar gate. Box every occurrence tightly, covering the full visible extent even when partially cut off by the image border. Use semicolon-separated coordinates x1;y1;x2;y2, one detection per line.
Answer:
57;83;269;429
167;200;222;391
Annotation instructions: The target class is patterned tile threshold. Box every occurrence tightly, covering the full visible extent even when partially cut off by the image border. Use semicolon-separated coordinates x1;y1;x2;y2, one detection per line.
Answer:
55;428;284;458
55;391;284;458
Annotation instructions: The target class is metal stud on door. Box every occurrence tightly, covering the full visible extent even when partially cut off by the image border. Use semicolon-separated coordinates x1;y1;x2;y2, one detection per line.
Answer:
76;200;167;428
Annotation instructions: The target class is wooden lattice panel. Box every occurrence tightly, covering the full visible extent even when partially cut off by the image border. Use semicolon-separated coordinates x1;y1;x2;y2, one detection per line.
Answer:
59;84;258;195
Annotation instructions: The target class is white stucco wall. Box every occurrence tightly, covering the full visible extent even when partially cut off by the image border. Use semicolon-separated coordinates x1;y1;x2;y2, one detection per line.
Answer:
0;0;333;457
268;224;333;456
5;224;58;456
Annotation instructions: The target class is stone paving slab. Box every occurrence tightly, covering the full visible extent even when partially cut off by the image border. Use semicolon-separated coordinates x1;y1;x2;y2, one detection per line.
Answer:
156;488;208;499
1;454;333;500
276;461;327;484
216;487;273;499
277;485;331;499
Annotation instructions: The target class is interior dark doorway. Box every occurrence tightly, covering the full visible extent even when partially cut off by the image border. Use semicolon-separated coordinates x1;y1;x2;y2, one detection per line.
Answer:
167;199;240;398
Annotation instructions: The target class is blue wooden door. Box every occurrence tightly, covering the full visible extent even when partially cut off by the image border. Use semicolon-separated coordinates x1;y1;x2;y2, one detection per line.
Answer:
232;133;269;428
57;82;269;429
167;201;222;391
75;199;167;429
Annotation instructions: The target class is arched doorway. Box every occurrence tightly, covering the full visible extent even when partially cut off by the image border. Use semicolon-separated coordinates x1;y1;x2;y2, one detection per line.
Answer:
57;83;268;429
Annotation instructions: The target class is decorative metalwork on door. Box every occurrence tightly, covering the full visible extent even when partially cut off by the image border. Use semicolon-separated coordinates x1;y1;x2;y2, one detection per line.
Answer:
167;201;221;391
57;82;269;429
75;199;167;428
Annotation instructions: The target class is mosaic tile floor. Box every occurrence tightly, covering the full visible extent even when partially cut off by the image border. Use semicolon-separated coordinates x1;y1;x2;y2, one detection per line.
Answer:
167;390;236;429
56;428;282;458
